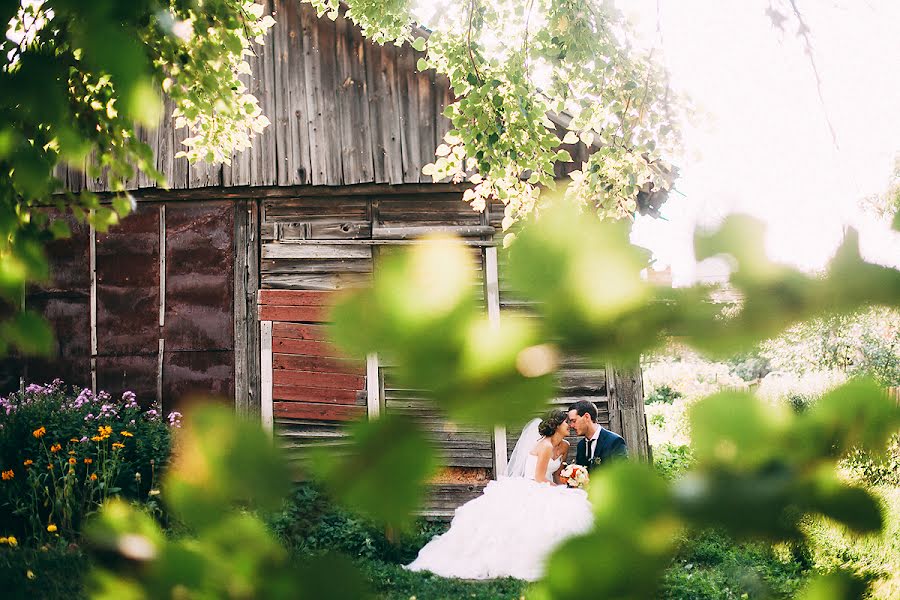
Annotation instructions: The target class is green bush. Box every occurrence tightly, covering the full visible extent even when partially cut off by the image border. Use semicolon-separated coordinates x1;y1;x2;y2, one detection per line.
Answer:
0;380;174;541
654;443;694;480
842;434;900;487
0;541;87;600
646;384;683;405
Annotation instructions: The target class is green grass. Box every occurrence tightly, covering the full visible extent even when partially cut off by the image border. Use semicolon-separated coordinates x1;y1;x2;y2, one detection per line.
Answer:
805;485;900;599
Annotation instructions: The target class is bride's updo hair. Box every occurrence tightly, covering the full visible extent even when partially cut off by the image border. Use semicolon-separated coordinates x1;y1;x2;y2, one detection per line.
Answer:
538;409;567;437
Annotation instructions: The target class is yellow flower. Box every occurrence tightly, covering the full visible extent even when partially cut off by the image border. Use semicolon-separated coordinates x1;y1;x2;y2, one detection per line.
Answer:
50;443;62;453
89;473;98;481
7;536;16;547
0;537;6;544
68;457;76;465
1;470;13;481
90;436;102;442
98;425;112;437
69;438;79;443
83;458;93;465
47;464;53;470
120;431;133;437
32;427;46;439
26;569;35;580
46;524;57;533
112;442;125;450
68;450;76;455
23;459;33;467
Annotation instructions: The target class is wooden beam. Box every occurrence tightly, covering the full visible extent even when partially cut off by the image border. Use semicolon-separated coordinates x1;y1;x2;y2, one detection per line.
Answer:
261;243;372;260
606;365;650;460
484;246;507;478
261;320;274;435
366;353;381;420
89;221;97;394
372;225;495;239
273;401;365;421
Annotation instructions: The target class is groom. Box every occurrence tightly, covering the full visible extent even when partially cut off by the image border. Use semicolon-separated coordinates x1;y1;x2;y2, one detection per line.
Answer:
568;400;627;471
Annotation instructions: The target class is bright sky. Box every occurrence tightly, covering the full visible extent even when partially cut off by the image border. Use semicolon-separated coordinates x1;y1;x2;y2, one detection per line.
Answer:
417;0;900;285
622;0;900;284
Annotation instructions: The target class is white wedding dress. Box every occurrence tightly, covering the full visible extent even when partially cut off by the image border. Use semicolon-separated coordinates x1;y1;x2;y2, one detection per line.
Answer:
405;420;594;581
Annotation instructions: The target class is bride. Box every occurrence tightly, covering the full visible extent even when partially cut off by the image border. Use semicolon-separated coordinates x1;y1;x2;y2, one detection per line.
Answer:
405;409;594;581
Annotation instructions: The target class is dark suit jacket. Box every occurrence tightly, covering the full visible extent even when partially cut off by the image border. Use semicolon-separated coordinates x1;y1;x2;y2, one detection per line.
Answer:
575;427;627;471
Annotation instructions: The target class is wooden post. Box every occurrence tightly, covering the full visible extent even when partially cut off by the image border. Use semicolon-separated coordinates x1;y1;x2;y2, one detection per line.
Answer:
260;320;274;435
89;221;97;394
606;364;650;460
366;353;382;420
158;205;166;409
484;246;507;477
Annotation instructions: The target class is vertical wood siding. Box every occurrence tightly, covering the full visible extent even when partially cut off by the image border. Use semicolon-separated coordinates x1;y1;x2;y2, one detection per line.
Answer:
59;1;451;192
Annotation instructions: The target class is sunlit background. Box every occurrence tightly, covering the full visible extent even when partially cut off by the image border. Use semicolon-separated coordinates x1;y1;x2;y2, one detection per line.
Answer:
417;0;900;284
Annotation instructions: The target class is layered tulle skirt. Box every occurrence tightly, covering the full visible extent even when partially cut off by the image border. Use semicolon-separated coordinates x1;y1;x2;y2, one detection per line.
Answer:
405;477;594;581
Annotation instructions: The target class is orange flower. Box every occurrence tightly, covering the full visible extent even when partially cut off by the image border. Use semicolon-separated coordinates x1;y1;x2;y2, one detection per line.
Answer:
23;459;33;467
68;457;76;465
83;458;93;465
69;438;79;443
112;442;125;450
89;473;97;481
50;443;62;453
1;470;13;481
32;427;46;439
47;464;53;470
120;431;134;437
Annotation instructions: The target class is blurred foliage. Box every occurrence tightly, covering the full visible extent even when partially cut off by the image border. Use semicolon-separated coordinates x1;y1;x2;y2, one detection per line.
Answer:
0;0;273;357
327;204;900;599
760;307;900;388
308;0;681;233
84;403;372;599
842;434;900;488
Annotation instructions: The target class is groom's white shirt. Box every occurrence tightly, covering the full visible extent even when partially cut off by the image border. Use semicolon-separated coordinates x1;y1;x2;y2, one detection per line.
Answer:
585;424;602;458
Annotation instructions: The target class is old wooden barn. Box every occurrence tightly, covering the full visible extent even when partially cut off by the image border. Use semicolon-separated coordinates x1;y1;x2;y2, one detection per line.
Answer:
11;1;652;515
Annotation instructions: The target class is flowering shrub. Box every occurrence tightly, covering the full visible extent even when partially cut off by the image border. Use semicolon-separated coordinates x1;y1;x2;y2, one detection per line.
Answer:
0;380;177;541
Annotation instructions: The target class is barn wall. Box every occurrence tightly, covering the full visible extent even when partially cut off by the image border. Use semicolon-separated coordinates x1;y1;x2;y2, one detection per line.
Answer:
15;201;239;412
58;0;453;193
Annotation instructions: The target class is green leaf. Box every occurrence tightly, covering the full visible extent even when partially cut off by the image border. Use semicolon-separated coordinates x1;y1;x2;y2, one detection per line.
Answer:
416;58;428;71
49;219;71;240
411;37;426;52
310;415;439;529
164;404;292;529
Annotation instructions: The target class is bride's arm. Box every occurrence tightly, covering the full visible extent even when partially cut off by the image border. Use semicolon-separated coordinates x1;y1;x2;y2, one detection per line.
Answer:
533;443;553;484
553;440;570;484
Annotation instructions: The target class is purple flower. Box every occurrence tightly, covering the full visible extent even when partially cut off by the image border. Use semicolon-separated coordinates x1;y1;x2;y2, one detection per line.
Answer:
25;383;46;395
166;411;183;428
80;436;88;443
84;413;94;421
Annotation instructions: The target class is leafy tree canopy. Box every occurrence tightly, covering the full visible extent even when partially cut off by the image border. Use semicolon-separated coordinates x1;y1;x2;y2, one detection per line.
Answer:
0;0;273;355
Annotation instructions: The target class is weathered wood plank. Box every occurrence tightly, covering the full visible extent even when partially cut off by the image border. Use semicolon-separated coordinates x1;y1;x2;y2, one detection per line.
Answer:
258;289;334;306
273;384;362;404
273;368;364;389
273;338;338;357
258;304;328;322
261;258;372;274
336;14;374;184
373;225;494;239
261;243;372;260
263;197;368;220
274;0;312;185
272;322;328;341
274;401;364;422
261;273;370;290
366;40;403;184
607;364;649;459
307;219;370;239
397;44;421;183
315;13;343;185
417;69;437;183
274;353;363;373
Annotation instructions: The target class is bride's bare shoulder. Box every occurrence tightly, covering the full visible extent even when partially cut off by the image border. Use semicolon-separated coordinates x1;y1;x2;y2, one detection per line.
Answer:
530;438;553;455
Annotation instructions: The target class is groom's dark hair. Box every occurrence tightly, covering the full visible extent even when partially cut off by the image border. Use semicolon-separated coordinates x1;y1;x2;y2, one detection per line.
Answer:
568;400;598;422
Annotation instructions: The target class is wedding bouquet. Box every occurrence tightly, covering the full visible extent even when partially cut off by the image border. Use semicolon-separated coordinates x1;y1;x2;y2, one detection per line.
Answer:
560;464;589;489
